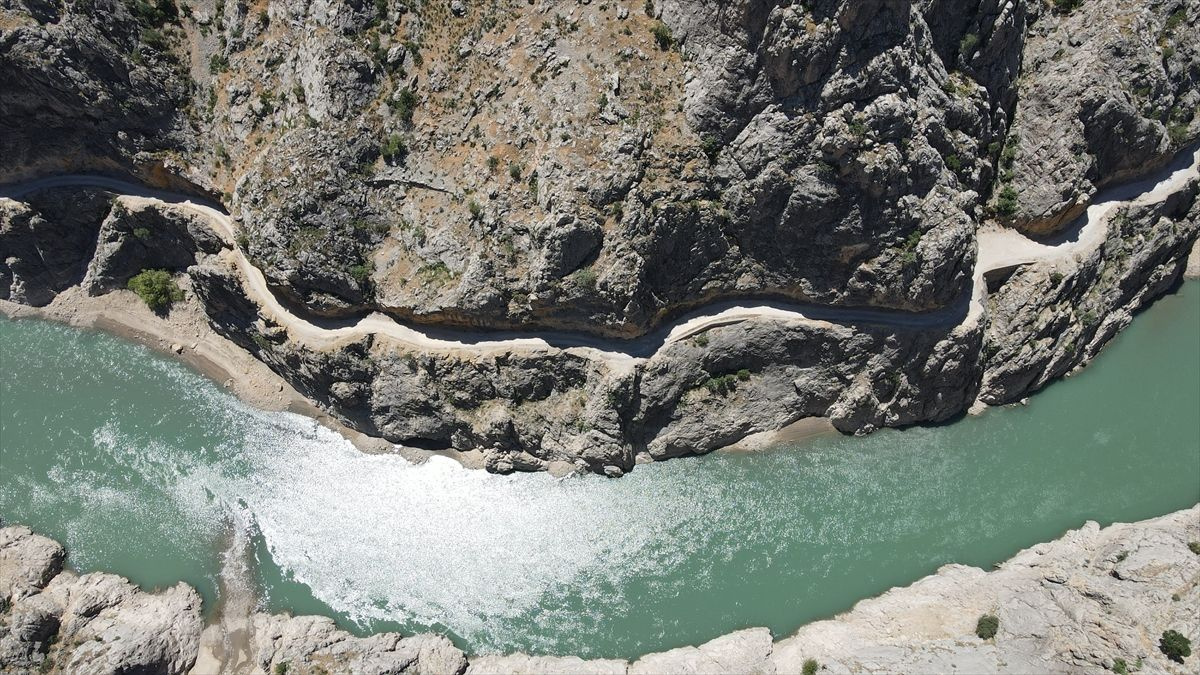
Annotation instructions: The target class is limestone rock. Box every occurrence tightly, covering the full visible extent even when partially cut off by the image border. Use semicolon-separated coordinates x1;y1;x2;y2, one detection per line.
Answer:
0;527;203;674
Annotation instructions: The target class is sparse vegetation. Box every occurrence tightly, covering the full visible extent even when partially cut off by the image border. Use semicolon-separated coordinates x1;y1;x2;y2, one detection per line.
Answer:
390;87;417;124
467;199;483;219
975;614;999;640
703;373;740;396
381;133;407;163
273;662;290;675
127;0;178;27
1051;0;1083;14
571;266;597;289
1164;8;1186;32
1167;122;1189;146
1159;630;1191;663
900;229;923;265
127;269;184;311
349;261;374;286
959;32;979;56
208;53;229;74
995;185;1019;218
650;21;673;50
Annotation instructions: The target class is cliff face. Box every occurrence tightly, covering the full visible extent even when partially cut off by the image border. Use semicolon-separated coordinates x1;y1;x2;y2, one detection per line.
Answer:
1;0;1198;474
8;0;1192;331
3;508;1197;674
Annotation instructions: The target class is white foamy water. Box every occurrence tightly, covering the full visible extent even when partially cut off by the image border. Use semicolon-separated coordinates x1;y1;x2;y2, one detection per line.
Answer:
196;401;741;653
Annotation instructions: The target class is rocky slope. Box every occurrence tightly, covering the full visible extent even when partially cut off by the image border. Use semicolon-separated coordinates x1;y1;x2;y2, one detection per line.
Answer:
2;0;1194;328
3;508;1197;674
1;0;1199;475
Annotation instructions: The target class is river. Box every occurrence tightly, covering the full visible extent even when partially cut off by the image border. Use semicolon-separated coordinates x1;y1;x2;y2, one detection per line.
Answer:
1;282;1198;659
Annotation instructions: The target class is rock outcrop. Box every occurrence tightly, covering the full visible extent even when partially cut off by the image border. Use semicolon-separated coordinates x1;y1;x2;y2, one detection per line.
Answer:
1;0;1198;476
11;0;1191;334
0;526;203;675
248;615;467;675
1002;0;1198;234
5;506;1197;674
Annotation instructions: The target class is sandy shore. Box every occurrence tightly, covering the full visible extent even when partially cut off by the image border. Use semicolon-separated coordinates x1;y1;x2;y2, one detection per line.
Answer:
1;281;849;475
720;416;838;453
0;281;410;459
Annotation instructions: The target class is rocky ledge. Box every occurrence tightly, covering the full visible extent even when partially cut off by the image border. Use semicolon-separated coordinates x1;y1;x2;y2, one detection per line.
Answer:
2;506;1197;674
1;0;1199;476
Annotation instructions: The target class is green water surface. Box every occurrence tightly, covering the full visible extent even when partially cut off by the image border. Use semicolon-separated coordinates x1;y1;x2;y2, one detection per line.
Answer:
2;283;1198;659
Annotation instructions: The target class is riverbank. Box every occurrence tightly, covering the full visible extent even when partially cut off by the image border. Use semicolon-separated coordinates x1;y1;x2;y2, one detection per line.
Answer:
0;284;428;462
0;284;812;472
3;507;1196;674
0;144;1195;475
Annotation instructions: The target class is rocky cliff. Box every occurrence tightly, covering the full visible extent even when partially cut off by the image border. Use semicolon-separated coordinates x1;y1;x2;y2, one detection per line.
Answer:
3;508;1197;674
1;0;1198;475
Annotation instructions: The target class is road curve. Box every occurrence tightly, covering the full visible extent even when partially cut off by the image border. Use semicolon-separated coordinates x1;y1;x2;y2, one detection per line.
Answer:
1;143;1197;364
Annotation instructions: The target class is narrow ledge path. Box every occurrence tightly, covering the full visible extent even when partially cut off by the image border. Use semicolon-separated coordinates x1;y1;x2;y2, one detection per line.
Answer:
2;144;1197;366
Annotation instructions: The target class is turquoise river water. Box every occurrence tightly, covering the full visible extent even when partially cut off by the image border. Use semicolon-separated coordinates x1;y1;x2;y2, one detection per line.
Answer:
1;283;1198;659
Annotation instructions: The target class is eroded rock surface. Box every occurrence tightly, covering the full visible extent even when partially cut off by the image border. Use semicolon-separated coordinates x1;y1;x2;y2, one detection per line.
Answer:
0;0;1198;474
0;527;203;675
3;508;1198;674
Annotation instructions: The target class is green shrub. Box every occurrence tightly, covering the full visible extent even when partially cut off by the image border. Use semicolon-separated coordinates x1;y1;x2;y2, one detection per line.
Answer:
209;53;229;74
700;134;721;161
736;369;751;381
975;614;999;640
1000;142;1017;169
273;662;290;675
650;21;673;50
1160;630;1191;663
802;659;819;675
127;269;184;311
1165;8;1186;32
959;32;979;56
133;227;152;240
692;333;709;347
1188;541;1200;554
467;199;483;219
390;87;417;124
508;163;523;181
349;261;373;286
1167;122;1189;146
381;133;407;163
571;267;597;289
139;27;170;51
1052;0;1083;14
1111;657;1129;674
128;0;178;26
945;154;962;172
703;374;737;396
995;185;1019;218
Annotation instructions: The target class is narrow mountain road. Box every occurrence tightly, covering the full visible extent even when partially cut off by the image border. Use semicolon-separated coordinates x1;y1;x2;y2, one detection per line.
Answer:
2;144;1197;364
